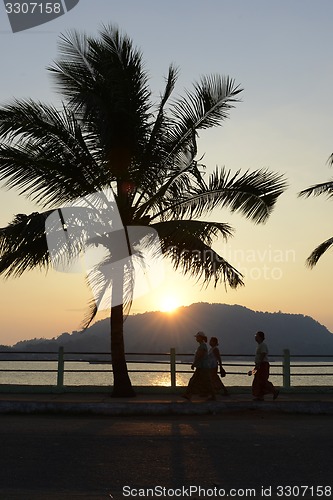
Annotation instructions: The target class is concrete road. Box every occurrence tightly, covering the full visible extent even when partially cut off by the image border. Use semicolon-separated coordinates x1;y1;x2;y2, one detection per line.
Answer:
1;411;333;499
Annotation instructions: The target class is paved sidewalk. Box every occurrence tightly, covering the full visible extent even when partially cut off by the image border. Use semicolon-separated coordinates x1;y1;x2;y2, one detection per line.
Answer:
2;411;332;499
1;390;333;415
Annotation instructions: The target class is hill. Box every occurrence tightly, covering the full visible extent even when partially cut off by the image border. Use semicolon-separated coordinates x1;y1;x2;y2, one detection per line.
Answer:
2;303;333;359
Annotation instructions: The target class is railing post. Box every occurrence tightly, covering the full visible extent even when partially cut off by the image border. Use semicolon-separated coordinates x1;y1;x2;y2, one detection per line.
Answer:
170;347;176;389
57;346;64;390
283;348;290;389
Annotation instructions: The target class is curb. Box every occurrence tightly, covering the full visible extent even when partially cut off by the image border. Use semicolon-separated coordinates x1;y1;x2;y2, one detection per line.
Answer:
2;400;333;416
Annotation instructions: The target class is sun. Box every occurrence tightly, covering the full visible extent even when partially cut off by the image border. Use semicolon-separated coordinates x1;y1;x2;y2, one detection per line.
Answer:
160;296;180;313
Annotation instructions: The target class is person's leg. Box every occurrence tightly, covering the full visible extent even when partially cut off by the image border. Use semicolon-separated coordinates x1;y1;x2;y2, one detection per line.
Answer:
211;368;223;392
262;363;279;399
182;372;197;400
214;368;229;395
221;381;229;395
252;367;265;400
204;368;216;400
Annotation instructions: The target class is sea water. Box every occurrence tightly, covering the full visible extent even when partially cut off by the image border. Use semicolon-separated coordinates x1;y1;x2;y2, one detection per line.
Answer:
1;360;333;387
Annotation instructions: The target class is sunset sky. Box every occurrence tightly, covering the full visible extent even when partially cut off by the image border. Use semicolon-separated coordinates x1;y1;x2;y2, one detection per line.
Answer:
1;0;333;345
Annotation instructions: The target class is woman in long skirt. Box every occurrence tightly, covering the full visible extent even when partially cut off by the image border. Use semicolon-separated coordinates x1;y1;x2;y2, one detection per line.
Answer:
251;331;279;401
208;337;229;396
182;331;216;401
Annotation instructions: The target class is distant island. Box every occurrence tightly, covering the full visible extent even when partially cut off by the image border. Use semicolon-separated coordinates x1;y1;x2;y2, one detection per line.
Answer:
1;303;333;360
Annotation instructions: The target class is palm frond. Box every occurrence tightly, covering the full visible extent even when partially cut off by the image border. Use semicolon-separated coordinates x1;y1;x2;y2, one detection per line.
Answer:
306;237;333;268
300;157;333;267
166;75;242;157
298;180;333;199
81;247;149;329
146;64;178;152
205;168;287;223
134;147;200;220
152;219;241;288
49;25;151;158
0;100;109;207
150;167;287;224
153;219;234;244
48;29;96;103
0;211;52;277
327;153;333;167
131;65;179;202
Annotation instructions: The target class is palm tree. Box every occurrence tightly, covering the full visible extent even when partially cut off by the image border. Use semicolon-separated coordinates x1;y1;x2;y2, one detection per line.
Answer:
299;154;333;267
0;25;286;396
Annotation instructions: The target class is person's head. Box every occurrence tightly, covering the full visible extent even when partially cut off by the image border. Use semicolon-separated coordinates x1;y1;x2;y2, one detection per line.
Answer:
194;331;207;343
255;331;265;343
209;337;218;347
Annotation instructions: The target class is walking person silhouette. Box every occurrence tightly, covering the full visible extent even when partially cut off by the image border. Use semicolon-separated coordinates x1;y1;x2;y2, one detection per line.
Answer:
208;337;229;396
182;332;216;401
251;331;279;401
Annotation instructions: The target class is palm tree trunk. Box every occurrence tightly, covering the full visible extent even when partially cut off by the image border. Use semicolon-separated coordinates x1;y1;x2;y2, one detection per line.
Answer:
110;263;136;397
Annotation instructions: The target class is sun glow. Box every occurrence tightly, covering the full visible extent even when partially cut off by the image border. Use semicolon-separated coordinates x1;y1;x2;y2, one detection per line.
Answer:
160;295;180;313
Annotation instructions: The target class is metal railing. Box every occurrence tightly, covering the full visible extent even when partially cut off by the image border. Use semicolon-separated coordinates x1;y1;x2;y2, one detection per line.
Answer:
1;347;333;391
